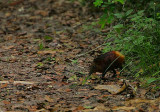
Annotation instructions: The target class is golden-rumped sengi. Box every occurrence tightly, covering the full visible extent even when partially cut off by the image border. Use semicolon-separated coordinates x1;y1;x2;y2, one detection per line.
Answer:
88;51;125;79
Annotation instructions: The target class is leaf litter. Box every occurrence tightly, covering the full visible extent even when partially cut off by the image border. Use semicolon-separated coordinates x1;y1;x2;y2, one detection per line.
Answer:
0;0;159;111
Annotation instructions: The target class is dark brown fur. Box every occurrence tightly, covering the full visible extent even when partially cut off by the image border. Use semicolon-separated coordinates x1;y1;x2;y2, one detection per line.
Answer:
89;51;125;79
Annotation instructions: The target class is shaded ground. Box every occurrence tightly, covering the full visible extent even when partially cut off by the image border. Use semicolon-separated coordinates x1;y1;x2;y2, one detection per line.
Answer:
0;0;159;111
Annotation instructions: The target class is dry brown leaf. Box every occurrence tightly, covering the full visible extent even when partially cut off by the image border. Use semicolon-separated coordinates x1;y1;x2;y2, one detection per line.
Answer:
94;83;126;94
35;10;49;16
54;65;66;72
5;12;11;17
59;38;72;43
0;83;8;88
94;104;110;111
3;100;11;105
114;83;127;95
37;50;56;55
29;106;38;112
9;0;24;6
94;85;120;94
4;35;14;40
125;98;156;104
112;106;135;110
45;95;54;102
2;45;14;50
73;106;84;112
65;89;72;92
42;75;53;81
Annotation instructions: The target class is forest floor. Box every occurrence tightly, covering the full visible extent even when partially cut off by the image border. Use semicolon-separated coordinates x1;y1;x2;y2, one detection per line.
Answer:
0;0;159;111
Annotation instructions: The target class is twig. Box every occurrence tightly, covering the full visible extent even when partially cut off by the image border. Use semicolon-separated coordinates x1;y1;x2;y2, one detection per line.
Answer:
76;42;107;58
0;81;35;84
9;0;24;6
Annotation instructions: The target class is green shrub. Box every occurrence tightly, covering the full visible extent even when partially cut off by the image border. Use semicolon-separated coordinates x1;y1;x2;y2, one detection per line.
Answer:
103;11;160;88
78;0;160;88
91;0;160;28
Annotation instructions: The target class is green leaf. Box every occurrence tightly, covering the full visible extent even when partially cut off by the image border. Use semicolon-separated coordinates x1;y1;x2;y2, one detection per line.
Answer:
126;9;133;16
137;10;144;15
107;15;114;24
131;16;142;21
99;14;107;29
84;105;94;109
157;13;160;18
68;75;77;81
102;43;112;53
93;0;103;7
71;59;78;64
115;0;125;4
133;36;144;45
37;62;43;67
146;78;157;84
44;36;53;40
113;24;123;29
82;75;91;85
39;42;44;50
114;13;123;18
69;84;78;89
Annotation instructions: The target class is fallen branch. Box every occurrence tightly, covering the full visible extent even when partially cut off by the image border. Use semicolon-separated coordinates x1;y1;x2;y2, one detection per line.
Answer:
76;42;106;58
0;81;35;84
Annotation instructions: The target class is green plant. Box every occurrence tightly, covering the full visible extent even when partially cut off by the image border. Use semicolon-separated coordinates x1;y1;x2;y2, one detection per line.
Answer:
44;36;53;41
79;0;160;88
103;11;160;87
71;59;78;64
39;42;44;50
88;0;160;87
37;62;44;68
46;57;55;61
92;0;160;28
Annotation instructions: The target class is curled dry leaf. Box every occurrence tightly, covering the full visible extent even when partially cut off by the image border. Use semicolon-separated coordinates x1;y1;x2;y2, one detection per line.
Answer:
94;83;127;94
37;50;56;55
45;95;54;102
73;106;84;111
3;100;11;105
94;104;110;111
54;64;66;72
2;45;14;50
112;106;135;111
35;10;49;16
0;83;8;88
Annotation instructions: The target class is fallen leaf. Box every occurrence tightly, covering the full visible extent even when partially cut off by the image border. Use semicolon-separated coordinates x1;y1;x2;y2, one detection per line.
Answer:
115;83;127;94
42;75;53;81
94;83;126;94
54;65;66;72
35;10;49;16
3;100;11;105
9;0;24;6
73;106;84;111
2;45;14;50
0;83;8;88
65;89;72;92
29;105;38;112
112;106;135;110
37;50;56;55
68;75;77;81
94;104;110;111
45;95;54;102
125;98;156;104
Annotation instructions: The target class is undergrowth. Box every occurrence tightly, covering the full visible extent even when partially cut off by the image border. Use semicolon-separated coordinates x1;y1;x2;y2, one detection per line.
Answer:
104;15;160;89
81;0;160;89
